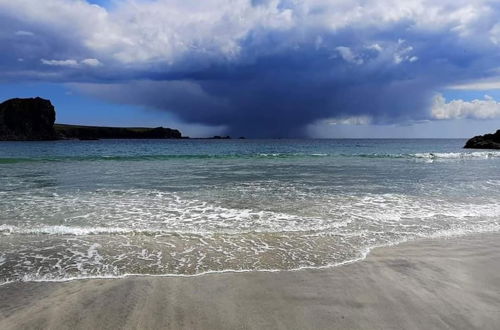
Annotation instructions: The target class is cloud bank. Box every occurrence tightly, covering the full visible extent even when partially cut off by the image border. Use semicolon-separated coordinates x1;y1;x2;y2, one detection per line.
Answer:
432;94;500;120
1;0;500;136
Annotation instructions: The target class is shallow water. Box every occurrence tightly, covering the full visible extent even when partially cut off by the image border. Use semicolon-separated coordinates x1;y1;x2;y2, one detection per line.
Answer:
1;139;499;283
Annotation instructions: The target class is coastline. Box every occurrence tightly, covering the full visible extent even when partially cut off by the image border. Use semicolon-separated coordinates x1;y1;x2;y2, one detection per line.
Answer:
1;232;499;329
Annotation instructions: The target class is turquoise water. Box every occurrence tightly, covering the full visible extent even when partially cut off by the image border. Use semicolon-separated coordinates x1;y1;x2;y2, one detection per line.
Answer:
1;139;500;283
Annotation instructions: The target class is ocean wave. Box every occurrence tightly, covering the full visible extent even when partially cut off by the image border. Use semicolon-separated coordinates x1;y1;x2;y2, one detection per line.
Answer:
1;150;500;164
2;225;499;286
0;153;321;163
4;187;500;239
355;151;500;159
0;225;139;236
0;154;246;164
412;151;500;159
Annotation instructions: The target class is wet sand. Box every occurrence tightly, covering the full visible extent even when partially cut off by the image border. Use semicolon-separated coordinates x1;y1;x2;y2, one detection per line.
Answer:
1;233;499;330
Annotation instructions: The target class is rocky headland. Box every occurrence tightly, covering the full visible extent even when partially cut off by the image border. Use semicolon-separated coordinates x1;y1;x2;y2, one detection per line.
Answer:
0;97;182;140
464;130;500;149
55;124;182;140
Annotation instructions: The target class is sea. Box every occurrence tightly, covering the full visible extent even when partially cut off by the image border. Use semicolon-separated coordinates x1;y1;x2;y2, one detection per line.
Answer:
1;139;499;284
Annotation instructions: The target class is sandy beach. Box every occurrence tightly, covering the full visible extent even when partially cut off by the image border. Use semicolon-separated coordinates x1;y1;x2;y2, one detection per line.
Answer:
1;233;499;330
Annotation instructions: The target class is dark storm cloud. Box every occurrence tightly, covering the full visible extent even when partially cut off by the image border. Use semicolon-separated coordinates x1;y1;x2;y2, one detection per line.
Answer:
77;26;496;137
2;0;500;136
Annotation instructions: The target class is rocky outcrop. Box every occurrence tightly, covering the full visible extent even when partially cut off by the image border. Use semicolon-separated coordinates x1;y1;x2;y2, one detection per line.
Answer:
210;135;231;139
54;124;182;140
0;97;183;140
464;130;500;149
0;97;57;140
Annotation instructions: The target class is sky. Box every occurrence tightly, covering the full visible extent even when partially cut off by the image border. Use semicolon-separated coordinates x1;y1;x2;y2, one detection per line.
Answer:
2;0;500;138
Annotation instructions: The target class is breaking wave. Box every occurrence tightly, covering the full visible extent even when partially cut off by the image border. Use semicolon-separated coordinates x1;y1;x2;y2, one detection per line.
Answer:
1;151;500;164
1;189;499;284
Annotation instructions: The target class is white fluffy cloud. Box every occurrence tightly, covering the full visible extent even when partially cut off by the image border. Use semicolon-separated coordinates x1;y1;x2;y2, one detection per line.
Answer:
41;58;102;67
80;58;102;67
431;94;500;120
41;59;79;67
1;0;498;67
335;46;363;65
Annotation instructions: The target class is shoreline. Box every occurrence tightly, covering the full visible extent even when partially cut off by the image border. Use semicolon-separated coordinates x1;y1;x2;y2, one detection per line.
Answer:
1;232;500;329
1;230;495;286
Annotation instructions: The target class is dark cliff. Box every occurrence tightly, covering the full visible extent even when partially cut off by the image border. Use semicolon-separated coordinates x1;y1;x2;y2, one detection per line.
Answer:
464;130;500;149
0;97;183;140
0;97;57;140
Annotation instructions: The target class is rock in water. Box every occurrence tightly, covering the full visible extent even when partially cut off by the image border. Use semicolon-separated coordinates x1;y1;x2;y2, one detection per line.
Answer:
0;97;57;140
464;130;500;149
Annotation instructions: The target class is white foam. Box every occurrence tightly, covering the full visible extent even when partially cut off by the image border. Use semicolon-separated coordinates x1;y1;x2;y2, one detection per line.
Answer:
412;151;500;159
2;225;498;287
2;188;500;284
0;225;134;236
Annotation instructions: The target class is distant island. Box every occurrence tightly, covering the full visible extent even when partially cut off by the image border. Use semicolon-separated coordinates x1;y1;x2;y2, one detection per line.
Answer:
464;130;500;149
0;97;182;140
